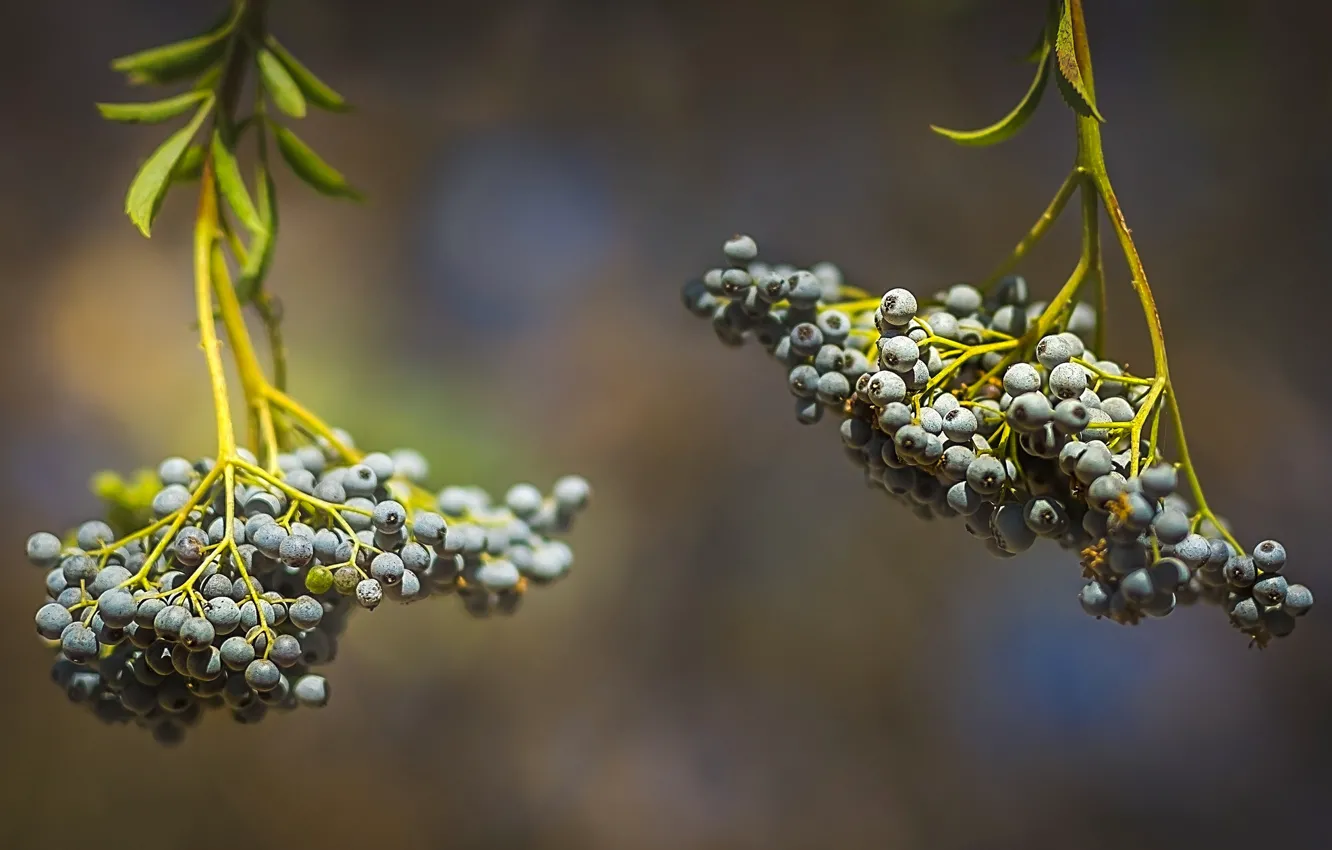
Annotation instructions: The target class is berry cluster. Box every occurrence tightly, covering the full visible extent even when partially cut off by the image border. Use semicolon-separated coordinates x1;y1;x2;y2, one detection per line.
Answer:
683;234;1311;644
28;434;589;744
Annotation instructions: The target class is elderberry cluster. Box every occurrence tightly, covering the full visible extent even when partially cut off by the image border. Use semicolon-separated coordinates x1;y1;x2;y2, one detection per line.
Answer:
682;234;1312;645
28;434;590;743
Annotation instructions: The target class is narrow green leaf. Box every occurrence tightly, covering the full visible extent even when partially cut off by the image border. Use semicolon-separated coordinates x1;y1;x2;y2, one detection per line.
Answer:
172;144;206;182
96;90;210;124
265;36;349;112
238;163;279;300
210;129;266;235
124;97;215;237
110;9;239;85
257;49;307;118
930;46;1053;147
272;124;362;199
1052;0;1105;121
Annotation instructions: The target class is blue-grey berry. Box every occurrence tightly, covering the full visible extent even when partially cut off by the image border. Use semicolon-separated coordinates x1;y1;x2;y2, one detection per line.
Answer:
313;476;347;505
1224;556;1256;588
277;534;315;569
96;590;137;629
942;407;978;443
1035;335;1073;369
27;532;64;569
1252;540;1286;573
45;568;68;598
1047;362;1086;400
153;604;190;640
342;464;378;498
203;596;241;635
817;310;851;346
61;622;100;663
371;500;407;535
1120;569;1155;605
1052;399;1090;435
553;476;590;513
88;565;132;599
1002;363;1041;396
1251;575;1289;608
293;673;330;707
36;602;73;640
1023;497;1068;537
945;284;982;316
878;336;919;373
1230;597;1261;630
878;402;913;434
1079;581;1112;617
476;559;521;591
1283;584;1313;617
966;455;1007;496
1172;533;1211;566
61;553;98;586
1149;557;1191;592
879;289;917;327
813;344;845;375
789;323;824;357
1007;392;1052;432
945;481;983;515
1151;509;1190;546
287;596;323;631
244;490;284;518
220;635;255;671
816;371;851;406
178;616;215;651
992;504;1037;553
267;634;301;669
76;521;115;552
1074;443;1113;485
370;552;404;587
245;658;282;692
151;484;192;518
251;523;288;560
794;397;822;424
157;456;194;486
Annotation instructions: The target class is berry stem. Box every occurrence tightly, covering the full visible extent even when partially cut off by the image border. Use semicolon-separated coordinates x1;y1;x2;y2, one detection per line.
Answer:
195;169;237;460
1067;0;1167;381
1066;0;1237;547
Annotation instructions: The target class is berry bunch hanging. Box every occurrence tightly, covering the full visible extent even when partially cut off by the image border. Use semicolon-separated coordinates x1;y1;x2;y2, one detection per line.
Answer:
681;0;1311;645
27;0;590;742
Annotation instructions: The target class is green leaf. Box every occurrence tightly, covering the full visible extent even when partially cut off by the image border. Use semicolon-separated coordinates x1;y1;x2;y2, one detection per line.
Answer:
172;144;206;182
110;9;239;85
265;36;349;112
272;124;362;199
238;163;279;301
96;90;211;124
1052;0;1105;121
210;129;266;235
257;49;307;118
930;46;1053;147
124;96;215;237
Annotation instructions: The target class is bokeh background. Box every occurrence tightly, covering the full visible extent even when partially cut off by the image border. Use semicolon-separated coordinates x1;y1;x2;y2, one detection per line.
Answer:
3;1;1331;848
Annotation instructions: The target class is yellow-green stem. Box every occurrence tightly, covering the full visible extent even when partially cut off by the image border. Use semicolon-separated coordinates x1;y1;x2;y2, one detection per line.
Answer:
1068;0;1167;380
196;169;237;458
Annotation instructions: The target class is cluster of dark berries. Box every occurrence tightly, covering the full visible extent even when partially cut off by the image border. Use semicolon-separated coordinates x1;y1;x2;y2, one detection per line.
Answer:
682;234;1311;645
28;435;590;743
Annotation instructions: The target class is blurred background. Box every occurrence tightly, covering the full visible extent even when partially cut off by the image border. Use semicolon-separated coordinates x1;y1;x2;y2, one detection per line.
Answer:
3;1;1331;848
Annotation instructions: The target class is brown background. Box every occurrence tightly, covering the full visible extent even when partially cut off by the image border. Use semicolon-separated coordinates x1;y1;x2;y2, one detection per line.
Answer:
2;1;1330;849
